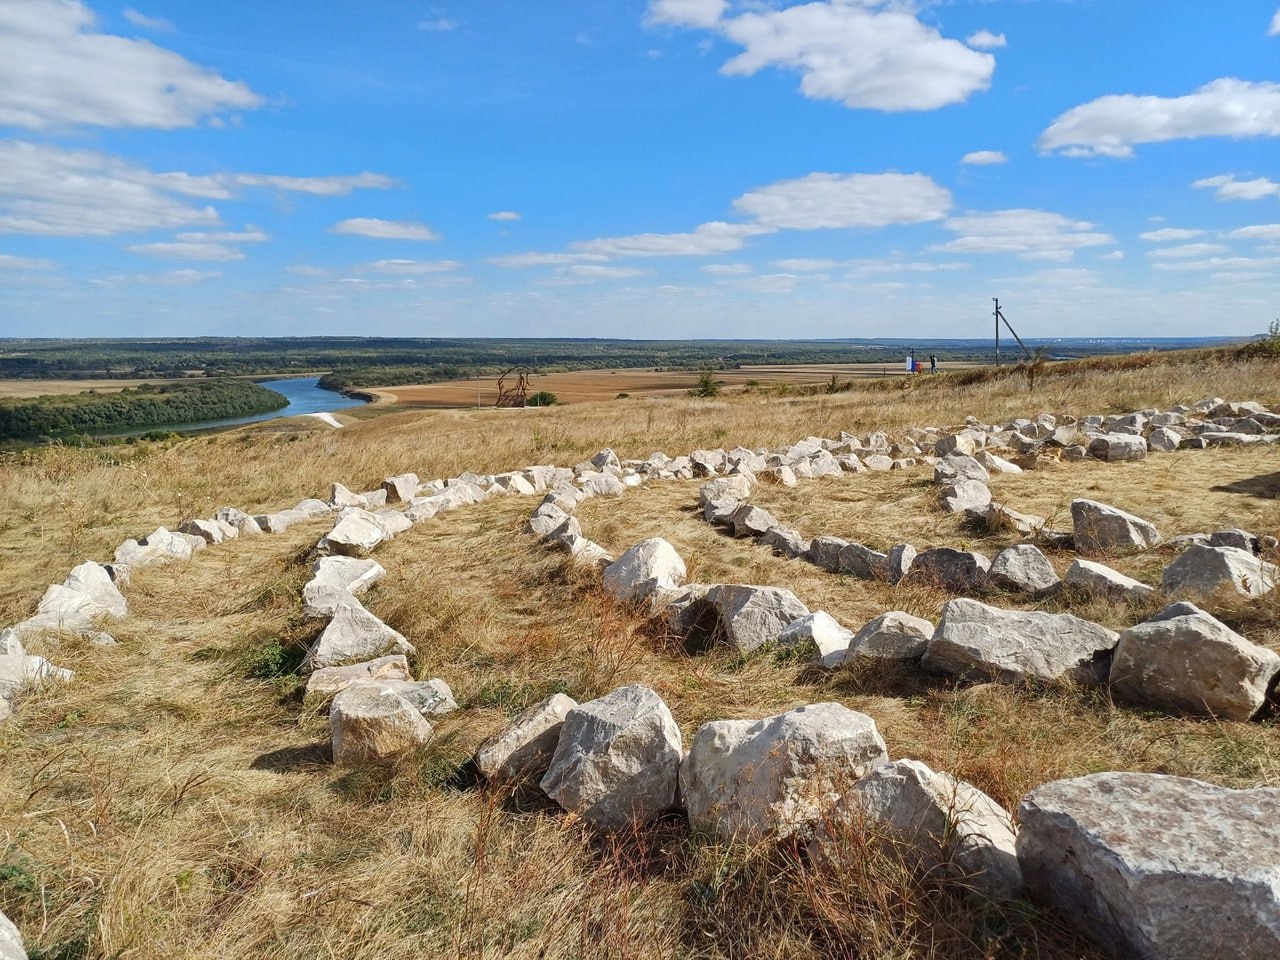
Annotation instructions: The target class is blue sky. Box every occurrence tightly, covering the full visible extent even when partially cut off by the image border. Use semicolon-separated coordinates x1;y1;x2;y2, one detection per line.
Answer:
1;0;1277;340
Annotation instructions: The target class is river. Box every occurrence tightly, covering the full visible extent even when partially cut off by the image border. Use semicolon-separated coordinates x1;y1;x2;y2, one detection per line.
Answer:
98;377;370;437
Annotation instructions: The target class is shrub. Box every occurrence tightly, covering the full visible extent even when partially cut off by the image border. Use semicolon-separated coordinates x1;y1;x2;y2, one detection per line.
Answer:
689;370;721;398
527;391;558;407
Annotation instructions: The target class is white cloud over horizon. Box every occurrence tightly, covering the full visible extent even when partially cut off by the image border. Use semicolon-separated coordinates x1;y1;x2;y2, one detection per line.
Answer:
966;30;1006;50
647;0;995;112
935;209;1115;261
1138;228;1204;242
331;218;441;240
1193;174;1280;201
960;150;1007;166
0;0;261;129
1039;79;1280;158
733;172;952;229
127;240;245;260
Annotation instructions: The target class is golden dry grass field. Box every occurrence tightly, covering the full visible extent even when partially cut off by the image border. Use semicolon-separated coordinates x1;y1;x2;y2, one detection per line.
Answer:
0;349;1277;959
369;362;982;408
0;379;163;398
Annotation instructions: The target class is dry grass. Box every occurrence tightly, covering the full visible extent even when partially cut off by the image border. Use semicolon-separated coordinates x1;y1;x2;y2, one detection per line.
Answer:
0;351;1277;958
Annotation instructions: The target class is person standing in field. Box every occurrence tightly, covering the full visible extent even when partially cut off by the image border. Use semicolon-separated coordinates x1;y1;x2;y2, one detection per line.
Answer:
929;354;938;374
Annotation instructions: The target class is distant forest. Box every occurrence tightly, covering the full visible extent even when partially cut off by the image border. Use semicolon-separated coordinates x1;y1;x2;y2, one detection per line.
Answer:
0;336;1243;393
0;380;288;441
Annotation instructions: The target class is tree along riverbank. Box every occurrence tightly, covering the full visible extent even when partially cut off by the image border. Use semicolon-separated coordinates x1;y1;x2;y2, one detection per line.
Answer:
0;380;288;441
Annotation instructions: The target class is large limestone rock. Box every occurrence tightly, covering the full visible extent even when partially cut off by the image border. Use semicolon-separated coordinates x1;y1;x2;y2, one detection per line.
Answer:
846;611;933;661
1071;499;1161;555
729;504;779;538
775;612;854;668
1064;558;1154;601
301;556;385;618
761;525;810;559
316;508;387;558
699;474;753;506
988;545;1060;597
330;683;433;765
18;562;127;639
301;602;415;672
0;910;25;960
934;454;990;484
907;548;991;592
305;654;412;701
1087;432;1147;462
540;684;682;830
1110;602;1280;720
474;693;578;786
329;482;368;509
836;759;1022;898
680;703;888;840
179;517;236;544
0;629;73;700
1017;772;1280;960
381;472;420;503
581;474;625;497
1162;544;1277;598
704;584;812;654
113;526;200;567
940;479;991;514
602;539;686;604
922;598;1118;686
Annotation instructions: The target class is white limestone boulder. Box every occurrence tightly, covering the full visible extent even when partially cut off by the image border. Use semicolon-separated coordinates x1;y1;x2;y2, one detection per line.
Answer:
540;684;682;830
305;654;412;701
301;556;386;619
988;545;1060;597
1110;602;1280;720
301;602;414;672
922;598;1118;686
0;910;25;960
699;474;753;506
474;693;578;786
704;584;812;654
602;539;686;604
381;473;420;503
1065;558;1154;601
330;683;433;765
775;611;854;668
846;611;933;661
907;548;991;592
728;503;779;538
316;508;386;558
1161;544;1277;598
329;482;368;509
1071;499;1161;555
680;702;888;840
1017;772;1280;960
835;759;1022;898
1087;433;1147;462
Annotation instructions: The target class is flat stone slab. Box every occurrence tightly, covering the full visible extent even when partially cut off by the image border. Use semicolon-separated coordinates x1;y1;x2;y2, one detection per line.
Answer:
922;598;1118;686
1017;772;1280;960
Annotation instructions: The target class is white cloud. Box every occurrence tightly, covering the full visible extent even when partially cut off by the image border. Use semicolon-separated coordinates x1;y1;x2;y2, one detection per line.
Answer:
285;265;330;277
1101;251;1125;261
360;259;461;274
846;259;968;274
331;218;441;240
127;241;244;260
733;172;951;229
1138;227;1205;242
960;150;1007;165
0;140;396;236
1228;224;1280;240
0;0;261;129
966;30;1006;50
91;268;221;287
774;258;840;271
0;253;55;269
1147;243;1229;259
559;264;647;279
1039;79;1280;158
1152;256;1280;272
0;140;218;235
488;252;608;268
122;9;172;32
701;262;752;274
487;210;521;221
1271;9;1280;36
570;220;772;257
176;229;268;243
935;209;1115;261
230;172;397;195
1192;174;1280;201
418;17;458;32
646;0;727;29
716;2;995;112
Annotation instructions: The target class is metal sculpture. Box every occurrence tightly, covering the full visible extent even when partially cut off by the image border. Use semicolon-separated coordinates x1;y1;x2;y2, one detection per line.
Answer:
494;365;531;407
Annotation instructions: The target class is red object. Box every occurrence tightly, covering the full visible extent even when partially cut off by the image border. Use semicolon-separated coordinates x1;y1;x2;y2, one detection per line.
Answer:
913;360;922;373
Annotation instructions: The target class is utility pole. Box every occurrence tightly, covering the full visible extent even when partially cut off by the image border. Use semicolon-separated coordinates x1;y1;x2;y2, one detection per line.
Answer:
993;297;1000;367
992;297;1032;364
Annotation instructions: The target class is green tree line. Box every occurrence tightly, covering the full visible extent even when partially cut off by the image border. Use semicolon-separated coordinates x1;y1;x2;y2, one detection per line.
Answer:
0;381;288;440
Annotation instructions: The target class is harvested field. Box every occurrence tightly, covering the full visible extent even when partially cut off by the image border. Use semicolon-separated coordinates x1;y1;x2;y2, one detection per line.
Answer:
0;378;162;397
370;362;980;407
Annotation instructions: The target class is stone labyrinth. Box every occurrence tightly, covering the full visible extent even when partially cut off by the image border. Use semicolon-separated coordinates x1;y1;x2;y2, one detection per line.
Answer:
2;396;1279;960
